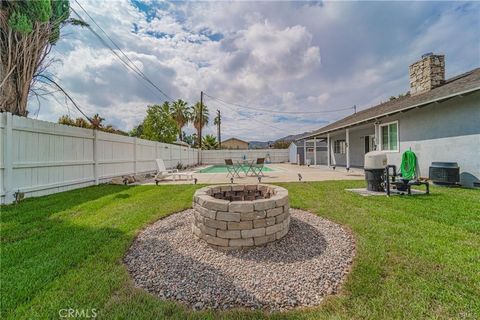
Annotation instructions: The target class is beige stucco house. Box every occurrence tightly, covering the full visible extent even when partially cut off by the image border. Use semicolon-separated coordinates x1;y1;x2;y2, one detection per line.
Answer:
221;138;249;150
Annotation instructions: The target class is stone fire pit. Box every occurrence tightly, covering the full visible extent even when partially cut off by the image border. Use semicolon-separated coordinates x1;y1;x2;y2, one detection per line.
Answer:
192;184;290;249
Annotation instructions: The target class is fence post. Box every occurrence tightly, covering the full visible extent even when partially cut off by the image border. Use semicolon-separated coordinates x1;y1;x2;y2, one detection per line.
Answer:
133;137;137;175
93;129;99;185
179;145;182;167
3;113;14;204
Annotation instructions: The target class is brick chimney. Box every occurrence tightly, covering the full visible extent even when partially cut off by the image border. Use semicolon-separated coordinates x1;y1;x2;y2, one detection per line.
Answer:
409;53;445;96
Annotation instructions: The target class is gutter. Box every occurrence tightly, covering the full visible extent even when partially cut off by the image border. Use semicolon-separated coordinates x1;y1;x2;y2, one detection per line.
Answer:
299;86;480;140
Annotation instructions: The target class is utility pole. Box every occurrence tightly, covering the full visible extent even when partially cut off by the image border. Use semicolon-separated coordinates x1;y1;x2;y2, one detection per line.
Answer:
198;91;203;164
217;109;221;149
354;104;357;114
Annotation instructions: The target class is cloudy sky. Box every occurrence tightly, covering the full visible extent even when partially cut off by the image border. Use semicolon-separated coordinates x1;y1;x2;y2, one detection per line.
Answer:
33;1;480;141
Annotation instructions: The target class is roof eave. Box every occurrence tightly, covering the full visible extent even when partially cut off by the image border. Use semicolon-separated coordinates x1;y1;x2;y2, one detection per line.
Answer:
299;86;480;140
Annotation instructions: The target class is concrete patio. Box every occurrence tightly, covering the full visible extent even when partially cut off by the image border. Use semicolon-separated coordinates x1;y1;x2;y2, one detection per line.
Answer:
144;163;365;185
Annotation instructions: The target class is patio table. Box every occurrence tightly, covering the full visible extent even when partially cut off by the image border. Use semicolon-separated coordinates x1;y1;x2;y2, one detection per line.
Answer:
236;159;256;176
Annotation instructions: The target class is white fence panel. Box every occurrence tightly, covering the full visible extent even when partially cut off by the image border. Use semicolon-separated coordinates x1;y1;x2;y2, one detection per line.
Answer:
171;145;181;168
0;113;199;204
0;115;6;200
136;138;156;174
97;131;134;181
5;115;95;202
158;143;173;169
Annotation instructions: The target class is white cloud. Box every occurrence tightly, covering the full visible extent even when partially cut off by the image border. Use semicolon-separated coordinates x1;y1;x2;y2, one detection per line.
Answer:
30;0;480;141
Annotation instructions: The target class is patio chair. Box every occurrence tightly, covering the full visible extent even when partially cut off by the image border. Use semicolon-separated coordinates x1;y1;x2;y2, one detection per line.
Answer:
172;169;195;182
251;158;265;177
154;159;194;184
225;159;241;178
154;159;177;182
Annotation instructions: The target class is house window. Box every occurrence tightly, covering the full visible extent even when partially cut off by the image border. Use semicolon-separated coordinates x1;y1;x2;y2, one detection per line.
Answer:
306;147;314;153
334;140;346;154
380;121;399;151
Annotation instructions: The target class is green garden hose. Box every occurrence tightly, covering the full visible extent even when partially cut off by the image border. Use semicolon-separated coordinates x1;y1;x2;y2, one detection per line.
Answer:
400;150;417;180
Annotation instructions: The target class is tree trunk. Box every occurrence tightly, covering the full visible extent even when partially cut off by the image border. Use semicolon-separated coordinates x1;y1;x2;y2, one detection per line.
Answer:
0;74;18;113
1;13;51;116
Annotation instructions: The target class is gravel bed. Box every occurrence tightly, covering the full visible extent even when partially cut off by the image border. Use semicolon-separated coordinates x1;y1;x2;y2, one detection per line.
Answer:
124;208;355;312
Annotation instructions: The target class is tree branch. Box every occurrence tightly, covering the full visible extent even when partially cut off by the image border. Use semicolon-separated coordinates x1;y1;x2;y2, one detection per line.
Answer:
0;64;16;89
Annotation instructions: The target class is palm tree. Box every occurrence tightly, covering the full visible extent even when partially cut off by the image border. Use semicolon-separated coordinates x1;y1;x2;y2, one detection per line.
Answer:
170;99;191;141
90;114;104;129
202;134;218;150
160;101;171;115
191;102;209;147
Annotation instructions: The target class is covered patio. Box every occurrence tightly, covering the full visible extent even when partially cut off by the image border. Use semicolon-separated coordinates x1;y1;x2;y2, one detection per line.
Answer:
301;122;377;170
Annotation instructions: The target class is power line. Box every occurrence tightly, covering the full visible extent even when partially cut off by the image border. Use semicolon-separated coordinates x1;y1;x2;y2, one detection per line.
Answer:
36;74;93;123
203;92;354;115
70;7;156;97
208;97;327;140
208;98;288;132
70;5;175;103
74;0;145;76
71;6;173;102
71;4;174;102
238;117;285;132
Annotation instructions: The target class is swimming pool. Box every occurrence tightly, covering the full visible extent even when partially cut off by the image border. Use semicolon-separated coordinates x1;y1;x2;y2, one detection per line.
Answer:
198;164;275;173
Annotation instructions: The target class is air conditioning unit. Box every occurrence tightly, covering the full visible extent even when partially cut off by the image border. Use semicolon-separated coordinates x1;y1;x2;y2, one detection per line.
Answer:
429;162;460;185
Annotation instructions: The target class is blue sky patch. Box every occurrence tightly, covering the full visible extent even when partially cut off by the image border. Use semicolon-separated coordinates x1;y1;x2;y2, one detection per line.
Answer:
145;30;172;39
130;0;157;22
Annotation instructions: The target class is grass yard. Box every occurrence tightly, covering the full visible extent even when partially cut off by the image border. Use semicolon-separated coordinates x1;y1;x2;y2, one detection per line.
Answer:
1;181;479;319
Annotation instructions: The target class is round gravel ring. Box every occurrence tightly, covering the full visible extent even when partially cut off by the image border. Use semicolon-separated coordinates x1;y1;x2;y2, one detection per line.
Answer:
124;208;355;311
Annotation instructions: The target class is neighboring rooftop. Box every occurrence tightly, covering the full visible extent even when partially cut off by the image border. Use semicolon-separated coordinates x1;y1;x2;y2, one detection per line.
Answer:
222;137;249;144
301;67;480;139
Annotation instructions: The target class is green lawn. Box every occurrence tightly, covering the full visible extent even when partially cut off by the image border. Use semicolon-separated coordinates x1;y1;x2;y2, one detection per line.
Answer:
1;182;479;319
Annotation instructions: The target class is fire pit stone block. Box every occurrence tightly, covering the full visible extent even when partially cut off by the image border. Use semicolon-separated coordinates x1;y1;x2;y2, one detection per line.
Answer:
192;184;290;249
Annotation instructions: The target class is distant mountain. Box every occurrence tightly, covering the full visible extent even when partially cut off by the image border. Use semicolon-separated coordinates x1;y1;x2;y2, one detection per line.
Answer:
276;132;310;142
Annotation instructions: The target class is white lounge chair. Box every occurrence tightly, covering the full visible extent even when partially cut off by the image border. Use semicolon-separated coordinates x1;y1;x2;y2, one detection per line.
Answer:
172;171;195;181
154;159;194;184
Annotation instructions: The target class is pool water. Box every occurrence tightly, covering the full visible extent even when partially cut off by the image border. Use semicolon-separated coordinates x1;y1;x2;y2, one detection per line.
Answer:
199;165;275;173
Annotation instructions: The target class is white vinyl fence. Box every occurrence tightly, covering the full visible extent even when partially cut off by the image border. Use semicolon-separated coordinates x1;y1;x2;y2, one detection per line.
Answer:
200;149;289;165
0;113;198;204
0;112;290;204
